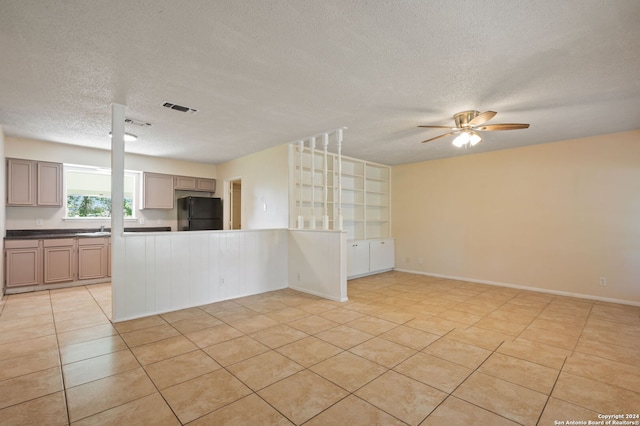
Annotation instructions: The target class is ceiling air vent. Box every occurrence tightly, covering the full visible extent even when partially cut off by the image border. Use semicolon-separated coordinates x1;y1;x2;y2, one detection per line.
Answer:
162;102;198;114
125;118;152;127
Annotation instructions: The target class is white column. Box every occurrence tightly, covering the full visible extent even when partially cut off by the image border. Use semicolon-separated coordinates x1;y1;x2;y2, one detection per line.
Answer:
309;136;316;230
322;133;329;230
297;140;304;229
110;102;126;321
336;128;343;231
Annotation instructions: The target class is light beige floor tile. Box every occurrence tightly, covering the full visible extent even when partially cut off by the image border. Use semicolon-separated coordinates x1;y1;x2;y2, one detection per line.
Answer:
552;372;640;414
405;317;462;335
421;396;519;426
0;312;54;332
249;324;308;348
315;324;374;349
518;328;580;352
72;392;179;426
423;337;491;369
305;394;405;426
395;352;472;393
276;336;343;367
437;309;483;326
240;299;289;314
485;309;537;325
57;323;117;347
310;351;387;392
212;306;261;322
185;323;244;348
53;305;104;322
199;300;241;314
563;352;640;393
226;351;303;390
297;300;339;314
60;335;128;365
288;314;339;334
318;307;365;323
258;370;349;424
371;308;417;324
161;369;252;424
113;315;167;333
350;337;416;368
0;334;58;361
475;317;528;335
203;335;270;366
189;394;293;425
478;352;559;394
62;349;139;387
356;370;447;425
0;366;63;410
265;306;310;323
131;335;198;365
120;323;181;347
537;397;600;426
0;348;60;381
0;391;67;426
497;338;569;370
160;307;206;323
170;314;223;334
345;315;398;335
0;322;56;346
446;326;510;350
453;372;547;425
230;314;281;334
574;336;640;367
66;367;156;423
378;325;439;351
144;349;221;389
54;314;111;334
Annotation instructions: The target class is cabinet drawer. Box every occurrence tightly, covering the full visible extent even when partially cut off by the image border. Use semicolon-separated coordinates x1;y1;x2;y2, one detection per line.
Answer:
5;239;40;249
43;238;76;247
78;237;107;246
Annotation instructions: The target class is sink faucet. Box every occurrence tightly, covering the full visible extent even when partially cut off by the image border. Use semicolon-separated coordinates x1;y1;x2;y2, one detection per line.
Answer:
100;225;105;232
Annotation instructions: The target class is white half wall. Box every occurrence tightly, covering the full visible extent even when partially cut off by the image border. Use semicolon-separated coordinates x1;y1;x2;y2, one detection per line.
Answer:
288;230;348;302
114;229;288;321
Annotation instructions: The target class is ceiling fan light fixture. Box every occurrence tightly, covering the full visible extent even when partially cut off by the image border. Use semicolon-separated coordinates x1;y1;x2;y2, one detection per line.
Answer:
452;131;470;147
469;131;482;146
109;132;138;142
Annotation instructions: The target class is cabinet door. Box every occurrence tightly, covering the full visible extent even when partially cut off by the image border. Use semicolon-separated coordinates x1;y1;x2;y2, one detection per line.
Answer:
369;239;395;272
37;162;63;206
174;176;197;190
78;243;107;280
5;241;42;287
142;172;174;209
196;178;216;192
7;158;36;206
107;241;111;277
347;240;370;278
43;239;76;283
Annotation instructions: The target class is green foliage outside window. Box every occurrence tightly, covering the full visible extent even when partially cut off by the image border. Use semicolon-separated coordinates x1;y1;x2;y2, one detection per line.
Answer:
67;195;133;218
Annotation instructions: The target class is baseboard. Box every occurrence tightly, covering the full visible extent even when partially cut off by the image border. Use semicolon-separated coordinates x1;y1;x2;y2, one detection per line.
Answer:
393;268;640;307
288;285;348;302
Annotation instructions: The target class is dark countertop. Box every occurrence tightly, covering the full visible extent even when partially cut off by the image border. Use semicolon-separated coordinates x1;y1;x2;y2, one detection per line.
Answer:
5;227;171;240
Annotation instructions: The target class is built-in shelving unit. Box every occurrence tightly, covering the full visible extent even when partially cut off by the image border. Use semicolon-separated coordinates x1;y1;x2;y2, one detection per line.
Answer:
290;145;391;240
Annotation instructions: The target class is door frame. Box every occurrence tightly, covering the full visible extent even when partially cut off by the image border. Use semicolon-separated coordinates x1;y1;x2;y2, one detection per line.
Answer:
223;176;242;230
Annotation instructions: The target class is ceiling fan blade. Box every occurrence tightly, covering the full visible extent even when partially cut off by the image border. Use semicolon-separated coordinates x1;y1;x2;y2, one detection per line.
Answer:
469;110;497;126
421;131;460;143
417;125;457;129
475;123;530;131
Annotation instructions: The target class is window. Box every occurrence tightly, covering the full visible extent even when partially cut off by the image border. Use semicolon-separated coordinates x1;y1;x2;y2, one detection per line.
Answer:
64;165;139;218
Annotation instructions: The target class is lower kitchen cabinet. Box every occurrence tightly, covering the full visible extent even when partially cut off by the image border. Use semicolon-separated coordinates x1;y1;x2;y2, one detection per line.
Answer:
5;239;43;287
78;237;108;280
347;238;395;279
43;238;76;284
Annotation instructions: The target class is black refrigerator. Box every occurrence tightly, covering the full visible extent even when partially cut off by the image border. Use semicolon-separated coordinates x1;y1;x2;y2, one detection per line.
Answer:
177;197;223;231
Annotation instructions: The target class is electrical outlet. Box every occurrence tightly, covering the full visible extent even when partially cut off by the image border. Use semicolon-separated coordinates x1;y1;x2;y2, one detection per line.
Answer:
297;273;301;281
599;277;607;286
35;218;43;226
220;277;225;285
417;257;424;265
139;217;145;225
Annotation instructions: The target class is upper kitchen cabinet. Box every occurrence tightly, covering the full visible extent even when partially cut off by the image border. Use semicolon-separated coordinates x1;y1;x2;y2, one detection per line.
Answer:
142;172;174;209
7;158;63;207
174;175;216;192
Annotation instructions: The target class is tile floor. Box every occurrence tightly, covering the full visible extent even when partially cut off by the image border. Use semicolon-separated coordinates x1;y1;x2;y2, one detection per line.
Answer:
0;271;639;425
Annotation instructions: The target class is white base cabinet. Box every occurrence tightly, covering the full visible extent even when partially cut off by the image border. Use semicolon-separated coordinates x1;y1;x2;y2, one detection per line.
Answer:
347;238;394;279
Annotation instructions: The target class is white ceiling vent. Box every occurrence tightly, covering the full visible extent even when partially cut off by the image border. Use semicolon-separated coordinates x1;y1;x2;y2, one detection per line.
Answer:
162;102;199;114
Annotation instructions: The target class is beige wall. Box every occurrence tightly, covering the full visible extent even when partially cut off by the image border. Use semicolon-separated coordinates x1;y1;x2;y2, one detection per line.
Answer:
5;137;217;230
392;130;640;304
216;144;289;229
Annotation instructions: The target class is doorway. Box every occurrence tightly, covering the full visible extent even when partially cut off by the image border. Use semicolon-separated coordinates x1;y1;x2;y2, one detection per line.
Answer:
228;178;242;230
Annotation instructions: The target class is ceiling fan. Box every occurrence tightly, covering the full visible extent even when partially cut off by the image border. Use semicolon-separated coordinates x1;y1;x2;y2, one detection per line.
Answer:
418;110;529;147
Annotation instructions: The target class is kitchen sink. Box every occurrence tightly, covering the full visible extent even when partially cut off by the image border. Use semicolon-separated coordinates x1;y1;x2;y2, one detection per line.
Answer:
75;231;111;237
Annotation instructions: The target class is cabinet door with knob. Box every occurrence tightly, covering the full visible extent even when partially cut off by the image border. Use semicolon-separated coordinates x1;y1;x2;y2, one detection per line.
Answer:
369;238;395;272
347;240;370;277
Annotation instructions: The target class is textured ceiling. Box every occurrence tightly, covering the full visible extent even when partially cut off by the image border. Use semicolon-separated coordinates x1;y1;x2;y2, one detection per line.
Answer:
0;0;639;165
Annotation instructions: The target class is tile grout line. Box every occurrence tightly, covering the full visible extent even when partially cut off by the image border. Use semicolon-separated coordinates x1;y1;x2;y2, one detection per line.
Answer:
534;356;568;426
